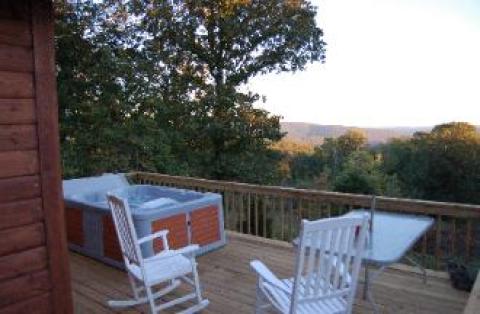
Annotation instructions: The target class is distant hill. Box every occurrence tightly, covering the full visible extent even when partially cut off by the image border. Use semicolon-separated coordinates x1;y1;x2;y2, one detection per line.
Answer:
281;122;432;146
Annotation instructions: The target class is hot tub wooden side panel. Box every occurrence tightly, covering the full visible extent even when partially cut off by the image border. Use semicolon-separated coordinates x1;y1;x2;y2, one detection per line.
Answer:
102;215;123;262
64;207;84;247
151;213;188;251
191;205;221;246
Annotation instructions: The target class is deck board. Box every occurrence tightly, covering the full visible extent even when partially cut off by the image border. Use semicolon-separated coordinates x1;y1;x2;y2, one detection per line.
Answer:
71;231;468;313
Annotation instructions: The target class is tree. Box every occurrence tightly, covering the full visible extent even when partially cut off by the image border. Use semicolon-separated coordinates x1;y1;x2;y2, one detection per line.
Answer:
315;129;367;177
337;129;368;154
381;122;480;203
55;2;186;178
136;0;326;181
55;0;326;184
333;151;383;195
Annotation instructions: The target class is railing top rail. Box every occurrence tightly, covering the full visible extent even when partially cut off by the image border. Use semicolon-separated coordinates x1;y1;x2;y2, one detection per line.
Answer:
129;172;480;218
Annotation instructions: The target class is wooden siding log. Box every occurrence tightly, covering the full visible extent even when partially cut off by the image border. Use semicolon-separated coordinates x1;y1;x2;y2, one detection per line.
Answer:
0;70;33;98
0;223;45;256
0;99;36;124
0;293;51;314
0;175;40;202
32;1;73;312
0;198;43;230
0;246;47;281
0;270;51;308
0;150;39;178
0;1;30;20
0;19;31;47
0;44;33;72
0;124;37;151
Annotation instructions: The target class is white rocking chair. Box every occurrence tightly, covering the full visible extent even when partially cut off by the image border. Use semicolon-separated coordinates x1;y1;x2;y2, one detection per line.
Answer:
251;215;369;314
106;194;209;314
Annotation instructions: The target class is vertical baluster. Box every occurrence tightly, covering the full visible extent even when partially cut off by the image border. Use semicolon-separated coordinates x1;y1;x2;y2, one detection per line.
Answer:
231;191;237;231
311;199;318;220
296;198;303;236
247;193;251;235
319;201;326;218
466;220;472;261
280;197;285;241
308;199;313;220
299;198;304;220
255;194;259;236
263;195;268;238
435;215;442;269
270;197;277;239
312;199;318;220
239;192;244;234
225;191;231;230
450;218;456;257
422;233;428;266
289;198;295;239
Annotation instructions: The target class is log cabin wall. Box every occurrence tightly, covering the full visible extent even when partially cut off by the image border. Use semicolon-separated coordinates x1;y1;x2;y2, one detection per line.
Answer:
0;0;73;313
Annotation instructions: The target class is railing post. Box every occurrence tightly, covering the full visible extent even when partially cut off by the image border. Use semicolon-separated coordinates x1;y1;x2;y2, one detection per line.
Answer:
369;195;376;250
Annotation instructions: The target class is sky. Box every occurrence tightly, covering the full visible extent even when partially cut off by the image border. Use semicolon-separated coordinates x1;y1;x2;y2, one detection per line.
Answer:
248;0;480;127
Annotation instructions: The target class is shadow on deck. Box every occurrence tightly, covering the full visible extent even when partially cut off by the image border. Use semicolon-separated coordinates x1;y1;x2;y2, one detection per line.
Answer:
71;231;468;313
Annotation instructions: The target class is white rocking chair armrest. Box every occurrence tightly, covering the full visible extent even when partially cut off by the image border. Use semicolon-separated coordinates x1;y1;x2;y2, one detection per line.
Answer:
174;244;200;257
138;230;169;244
250;260;290;294
143;245;200;264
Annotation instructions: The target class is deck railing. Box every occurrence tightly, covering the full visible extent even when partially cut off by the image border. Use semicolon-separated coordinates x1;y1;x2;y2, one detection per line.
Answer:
128;171;480;269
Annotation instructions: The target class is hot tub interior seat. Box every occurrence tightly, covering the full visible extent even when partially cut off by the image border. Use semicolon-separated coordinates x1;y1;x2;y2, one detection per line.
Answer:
75;185;204;211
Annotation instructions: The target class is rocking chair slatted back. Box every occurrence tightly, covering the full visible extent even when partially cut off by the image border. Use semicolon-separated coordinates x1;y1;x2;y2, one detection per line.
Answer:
291;215;369;313
107;194;141;266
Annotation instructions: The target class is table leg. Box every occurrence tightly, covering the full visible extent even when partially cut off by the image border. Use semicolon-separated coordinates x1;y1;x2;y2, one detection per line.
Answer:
363;264;385;314
363;264;369;300
405;255;427;284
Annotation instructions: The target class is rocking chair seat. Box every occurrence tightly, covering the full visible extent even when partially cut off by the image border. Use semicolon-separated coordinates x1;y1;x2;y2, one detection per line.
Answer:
261;276;347;314
127;253;193;286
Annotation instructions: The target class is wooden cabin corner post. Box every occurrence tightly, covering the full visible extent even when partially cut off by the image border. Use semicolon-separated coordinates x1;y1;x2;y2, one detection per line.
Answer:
31;0;73;312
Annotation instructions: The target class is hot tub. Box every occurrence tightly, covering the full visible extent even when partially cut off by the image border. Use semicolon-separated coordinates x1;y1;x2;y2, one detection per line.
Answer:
63;174;226;267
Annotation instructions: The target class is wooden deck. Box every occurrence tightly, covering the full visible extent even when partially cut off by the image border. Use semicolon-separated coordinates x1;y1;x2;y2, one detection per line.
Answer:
71;232;468;314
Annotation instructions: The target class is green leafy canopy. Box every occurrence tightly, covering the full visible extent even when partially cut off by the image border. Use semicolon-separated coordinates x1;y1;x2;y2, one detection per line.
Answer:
55;0;326;183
